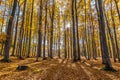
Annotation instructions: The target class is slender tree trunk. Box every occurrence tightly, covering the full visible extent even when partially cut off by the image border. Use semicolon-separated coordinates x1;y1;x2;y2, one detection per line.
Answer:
75;0;81;60
36;0;43;61
92;25;97;60
84;0;88;60
68;34;70;59
95;0;106;64
18;0;27;59
2;0;17;62
58;13;61;58
64;16;67;58
72;0;77;62
47;36;50;57
58;16;61;58
43;0;48;60
28;0;34;58
110;1;120;62
11;4;20;56
49;0;55;58
103;5;117;62
70;26;73;59
97;0;113;69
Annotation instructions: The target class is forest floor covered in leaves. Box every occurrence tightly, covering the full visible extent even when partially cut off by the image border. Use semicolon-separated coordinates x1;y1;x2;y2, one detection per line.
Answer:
0;56;120;80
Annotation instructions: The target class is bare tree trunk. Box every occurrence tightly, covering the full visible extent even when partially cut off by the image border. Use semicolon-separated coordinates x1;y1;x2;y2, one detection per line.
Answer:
18;0;27;59
2;0;17;62
110;1;120;62
28;0;34;58
114;0;120;21
95;0;106;64
72;0;77;62
84;0;88;60
49;0;55;58
58;14;61;58
97;0;113;69
75;0;81;60
11;3;20;56
43;0;48;60
103;4;117;62
36;0;43;61
67;30;70;58
64;16;67;58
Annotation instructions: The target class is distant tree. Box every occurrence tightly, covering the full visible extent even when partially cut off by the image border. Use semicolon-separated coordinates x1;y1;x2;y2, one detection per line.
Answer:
72;0;77;62
36;0;43;61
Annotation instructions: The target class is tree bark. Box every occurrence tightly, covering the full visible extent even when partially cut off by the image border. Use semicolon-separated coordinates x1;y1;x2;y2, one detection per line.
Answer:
72;0;77;62
97;0;113;69
36;0;43;61
49;0;55;58
75;0;81;60
43;0;48;60
2;0;17;62
11;3;20;56
28;0;34;58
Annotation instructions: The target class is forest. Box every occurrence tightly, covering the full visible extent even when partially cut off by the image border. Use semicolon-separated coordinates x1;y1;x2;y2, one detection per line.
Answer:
0;0;120;80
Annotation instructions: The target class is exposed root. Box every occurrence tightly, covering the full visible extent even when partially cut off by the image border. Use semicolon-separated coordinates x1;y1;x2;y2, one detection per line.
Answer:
0;58;11;63
101;67;117;72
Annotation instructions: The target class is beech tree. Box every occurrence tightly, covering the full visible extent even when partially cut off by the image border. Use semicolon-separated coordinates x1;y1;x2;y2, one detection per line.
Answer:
97;0;113;69
1;0;17;62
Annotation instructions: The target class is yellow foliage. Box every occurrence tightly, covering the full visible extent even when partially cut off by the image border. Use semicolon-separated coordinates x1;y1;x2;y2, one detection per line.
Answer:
0;34;7;42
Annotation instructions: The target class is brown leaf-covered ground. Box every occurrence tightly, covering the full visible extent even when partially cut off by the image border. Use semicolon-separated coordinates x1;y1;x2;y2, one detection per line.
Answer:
0;56;120;80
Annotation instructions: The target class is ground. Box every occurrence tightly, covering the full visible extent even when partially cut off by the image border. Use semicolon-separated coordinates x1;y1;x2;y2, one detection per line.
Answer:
0;56;120;80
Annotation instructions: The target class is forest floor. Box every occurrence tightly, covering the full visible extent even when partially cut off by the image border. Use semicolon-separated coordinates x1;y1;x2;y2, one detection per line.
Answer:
0;56;120;80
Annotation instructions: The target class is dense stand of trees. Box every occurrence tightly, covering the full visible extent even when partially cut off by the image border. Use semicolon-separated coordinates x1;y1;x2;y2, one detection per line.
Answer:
0;0;120;70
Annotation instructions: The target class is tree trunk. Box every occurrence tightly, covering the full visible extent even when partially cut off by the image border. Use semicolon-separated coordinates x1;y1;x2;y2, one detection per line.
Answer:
36;0;43;61
49;0;55;58
72;0;77;62
110;1;120;62
43;0;48;60
103;4;117;62
95;0;106;64
11;3;20;56
2;0;17;62
28;0;34;58
18;0;27;59
97;0;113;69
64;16;67;58
75;0;81;60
